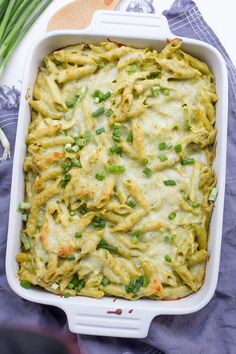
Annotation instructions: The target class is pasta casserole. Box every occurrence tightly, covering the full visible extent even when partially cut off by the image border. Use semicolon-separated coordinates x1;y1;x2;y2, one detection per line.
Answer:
16;39;218;300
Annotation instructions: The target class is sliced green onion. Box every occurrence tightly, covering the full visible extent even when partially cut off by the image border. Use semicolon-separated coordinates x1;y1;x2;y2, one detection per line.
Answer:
159;142;166;150
71;158;81;167
181;158;195;165
60;173;71;188
142;276;150;288
80;206;88;215
142;158;148;165
61;160;72;172
152;85;161;96
159;153;168;162
64;293;70;298
163;89;170;96
164;179;176;186
125;275;148;294
109;145;122;155
75;232;82;238
133;276;144;293
105;109;113;117
66;95;80;108
125;278;136;293
181;191;189;201
164;255;171;262
96;127;105;135
98;61;106;69
143;167;153;178
93;216;106;228
168;212;176;220
100;276;110;286
79;84;88;99
20;280;30;289
84;130;91;142
209;187;218;202
77;138;87;147
102;91;111;101
18;202;31;211
21;214;27;222
67;255;75;261
108;165;125;174
92;107;105;117
97;240;118;252
77;279;85;293
20;232;31;250
183;121;191;131
166;142;173;149
54;59;62;66
95;172;106;181
174;144;182;153
126;199;136;208
92;89;101;98
164;235;173;243
126;131;133;143
192;201;200;208
131;230;141;243
67;275;79;289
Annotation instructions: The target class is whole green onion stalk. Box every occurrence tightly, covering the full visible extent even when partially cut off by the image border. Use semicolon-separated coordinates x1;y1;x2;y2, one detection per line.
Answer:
0;0;53;76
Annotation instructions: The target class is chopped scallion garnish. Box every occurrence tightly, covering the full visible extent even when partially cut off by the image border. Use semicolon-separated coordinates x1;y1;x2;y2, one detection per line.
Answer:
152;85;161;96
95;172;106;181
100;276;110;286
181;191;189;201
164;235;174;243
96;127;105;135
75;232;82;238
93;216;106;228
126;199;136;208
97;240;118;252
108;165;125;174
209;187;218;202
102;90;111;101
109;145;122;155
163;89;170;96
164;255;171;262
77;279;85;293
105;109;113;117
67;255;75;261
20;232;31;250
181;158;195;165
126;131;133;143
174;144;182;153
183;121;191;131
168;212;176;220
159;153;168;162
92;107;105;117
159;142;166;150
192;201;200;208
143;167;153;178
20;280;30;289
164;179;176;186
18;202;31;211
131;230;141;243
21;214;27;222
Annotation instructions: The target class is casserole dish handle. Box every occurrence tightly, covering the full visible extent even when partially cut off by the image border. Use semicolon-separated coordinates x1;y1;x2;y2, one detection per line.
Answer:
62;303;155;338
87;10;173;38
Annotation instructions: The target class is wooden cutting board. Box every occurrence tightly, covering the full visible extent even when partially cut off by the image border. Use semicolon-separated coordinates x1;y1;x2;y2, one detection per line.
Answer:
47;0;120;31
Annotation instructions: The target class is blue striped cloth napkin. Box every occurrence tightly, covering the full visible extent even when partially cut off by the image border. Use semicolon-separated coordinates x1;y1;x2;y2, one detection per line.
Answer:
0;1;235;353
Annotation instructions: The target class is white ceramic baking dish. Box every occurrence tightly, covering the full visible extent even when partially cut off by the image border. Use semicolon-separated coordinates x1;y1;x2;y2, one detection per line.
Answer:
6;11;228;338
